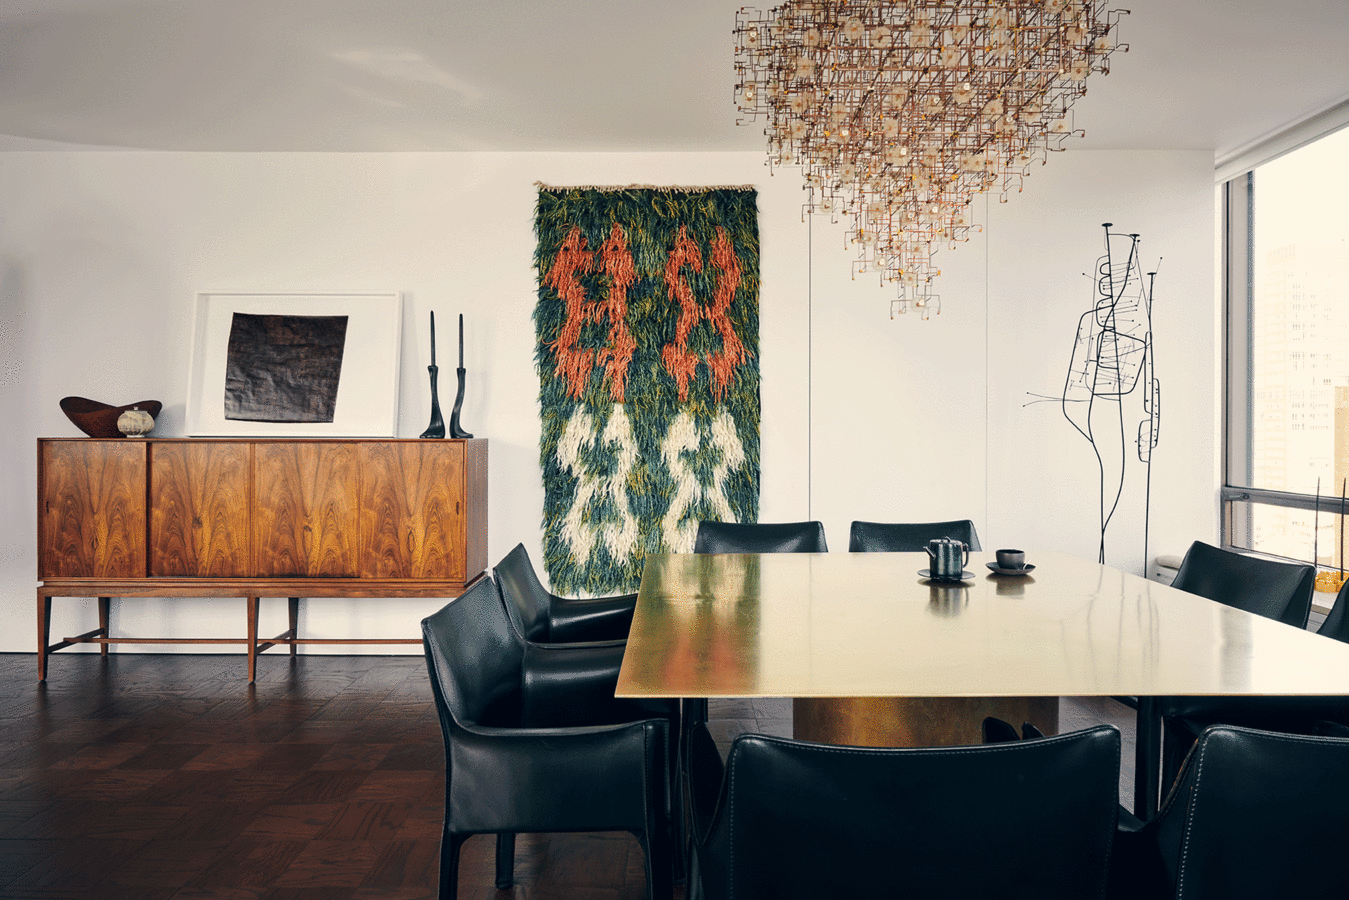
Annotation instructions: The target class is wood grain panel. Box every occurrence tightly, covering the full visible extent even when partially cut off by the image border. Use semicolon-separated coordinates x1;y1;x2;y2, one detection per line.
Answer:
149;442;251;576
254;442;359;577
38;440;146;578
359;442;465;580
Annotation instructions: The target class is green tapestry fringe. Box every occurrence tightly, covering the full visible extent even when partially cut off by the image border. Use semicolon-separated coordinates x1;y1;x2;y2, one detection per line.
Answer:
534;186;761;595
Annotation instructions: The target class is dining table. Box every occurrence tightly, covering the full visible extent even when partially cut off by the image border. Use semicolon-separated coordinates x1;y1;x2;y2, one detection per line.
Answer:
614;549;1349;817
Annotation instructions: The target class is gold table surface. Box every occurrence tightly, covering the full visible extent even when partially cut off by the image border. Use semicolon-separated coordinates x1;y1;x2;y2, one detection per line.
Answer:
615;550;1349;700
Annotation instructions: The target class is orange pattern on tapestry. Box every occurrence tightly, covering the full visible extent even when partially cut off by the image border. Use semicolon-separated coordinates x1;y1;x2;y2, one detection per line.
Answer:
661;226;705;401
705;227;748;400
661;225;752;401
544;224;637;401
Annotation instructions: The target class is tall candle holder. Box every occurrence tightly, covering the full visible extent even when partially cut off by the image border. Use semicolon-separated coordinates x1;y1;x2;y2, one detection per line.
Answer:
449;313;473;439
420;311;446;439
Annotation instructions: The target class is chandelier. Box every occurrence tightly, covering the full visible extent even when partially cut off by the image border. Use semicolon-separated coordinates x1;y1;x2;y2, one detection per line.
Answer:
733;1;1128;317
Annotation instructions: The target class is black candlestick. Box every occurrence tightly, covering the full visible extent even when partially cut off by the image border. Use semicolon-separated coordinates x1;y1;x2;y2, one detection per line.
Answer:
420;311;445;439
449;313;473;439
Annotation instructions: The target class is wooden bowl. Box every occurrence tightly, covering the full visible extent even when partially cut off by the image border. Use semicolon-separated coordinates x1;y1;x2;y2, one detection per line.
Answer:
60;396;163;438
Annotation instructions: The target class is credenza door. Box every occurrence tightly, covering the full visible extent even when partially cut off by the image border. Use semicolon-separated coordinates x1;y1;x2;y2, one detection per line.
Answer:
149;442;251;577
359;442;466;580
39;440;147;578
254;442;360;577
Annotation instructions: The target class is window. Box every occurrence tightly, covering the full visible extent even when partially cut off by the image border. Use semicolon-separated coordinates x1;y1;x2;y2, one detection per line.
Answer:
1225;126;1349;571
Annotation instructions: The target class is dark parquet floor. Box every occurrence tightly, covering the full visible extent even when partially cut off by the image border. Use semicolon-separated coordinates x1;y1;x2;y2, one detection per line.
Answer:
0;652;1136;900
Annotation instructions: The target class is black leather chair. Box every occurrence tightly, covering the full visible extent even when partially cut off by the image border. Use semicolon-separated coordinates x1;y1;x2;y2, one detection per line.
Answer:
493;542;636;643
688;722;1120;900
1109;725;1349;899
1157;541;1317;784
492;542;685;880
1168;540;1315;628
421;577;675;900
1160;574;1349;748
848;518;982;552
693;520;827;554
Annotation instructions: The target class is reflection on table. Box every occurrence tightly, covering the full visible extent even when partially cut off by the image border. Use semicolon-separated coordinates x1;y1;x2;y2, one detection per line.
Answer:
616;550;1349;816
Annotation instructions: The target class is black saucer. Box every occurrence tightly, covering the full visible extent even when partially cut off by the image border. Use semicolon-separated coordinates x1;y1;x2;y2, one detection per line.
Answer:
986;562;1036;576
919;569;975;583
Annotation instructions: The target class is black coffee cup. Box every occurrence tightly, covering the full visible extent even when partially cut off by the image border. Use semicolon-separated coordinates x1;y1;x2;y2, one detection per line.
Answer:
996;549;1026;569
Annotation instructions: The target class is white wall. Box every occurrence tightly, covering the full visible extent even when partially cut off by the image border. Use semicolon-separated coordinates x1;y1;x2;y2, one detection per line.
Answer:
0;148;1215;657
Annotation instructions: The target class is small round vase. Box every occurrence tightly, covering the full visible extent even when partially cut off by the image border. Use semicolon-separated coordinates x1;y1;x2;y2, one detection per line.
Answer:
117;406;155;437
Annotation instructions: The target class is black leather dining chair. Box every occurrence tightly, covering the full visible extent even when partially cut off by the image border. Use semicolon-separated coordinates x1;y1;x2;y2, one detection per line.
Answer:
688;722;1120;900
848;518;982;552
693;520;828;554
1162;574;1349;744
492;541;685;880
1167;540;1315;628
421;577;676;900
1108;725;1349;899
1157;541;1317;784
493;542;636;643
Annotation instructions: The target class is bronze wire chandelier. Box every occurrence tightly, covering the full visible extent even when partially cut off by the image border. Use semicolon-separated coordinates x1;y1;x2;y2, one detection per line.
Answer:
733;0;1128;318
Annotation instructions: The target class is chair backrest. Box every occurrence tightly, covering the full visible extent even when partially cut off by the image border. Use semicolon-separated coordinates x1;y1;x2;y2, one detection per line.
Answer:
422;576;524;733
1154;725;1349;899
848;519;982;552
492;542;554;641
693;520;828;554
1171;540;1315;628
695;726;1120;900
1318;577;1349;643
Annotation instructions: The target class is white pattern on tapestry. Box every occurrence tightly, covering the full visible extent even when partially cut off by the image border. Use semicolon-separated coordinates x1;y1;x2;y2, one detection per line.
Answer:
557;404;640;571
660;408;748;550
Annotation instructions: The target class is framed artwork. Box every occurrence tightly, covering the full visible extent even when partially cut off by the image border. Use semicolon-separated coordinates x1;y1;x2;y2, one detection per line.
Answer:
186;292;402;436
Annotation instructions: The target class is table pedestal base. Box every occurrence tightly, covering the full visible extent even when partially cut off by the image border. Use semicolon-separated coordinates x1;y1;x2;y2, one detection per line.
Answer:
793;697;1060;747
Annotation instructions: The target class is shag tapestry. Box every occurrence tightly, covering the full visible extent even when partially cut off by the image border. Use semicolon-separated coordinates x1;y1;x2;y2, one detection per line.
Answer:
535;185;761;595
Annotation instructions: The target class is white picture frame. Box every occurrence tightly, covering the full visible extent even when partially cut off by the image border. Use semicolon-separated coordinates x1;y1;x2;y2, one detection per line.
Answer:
186;292;403;437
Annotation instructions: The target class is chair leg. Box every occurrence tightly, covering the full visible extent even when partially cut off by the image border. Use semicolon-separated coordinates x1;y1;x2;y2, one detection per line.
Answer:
439;832;469;900
495;832;515;889
638;828;675;900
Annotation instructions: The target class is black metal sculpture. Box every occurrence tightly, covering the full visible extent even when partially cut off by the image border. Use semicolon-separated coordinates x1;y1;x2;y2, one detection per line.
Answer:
1037;224;1160;566
449;313;473;439
420;311;446;439
1066;225;1159;564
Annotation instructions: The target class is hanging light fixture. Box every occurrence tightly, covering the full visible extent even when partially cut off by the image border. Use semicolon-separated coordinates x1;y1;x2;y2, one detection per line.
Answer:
734;0;1128;318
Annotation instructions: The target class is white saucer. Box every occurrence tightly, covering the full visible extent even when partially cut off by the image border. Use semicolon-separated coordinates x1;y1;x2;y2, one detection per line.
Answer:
919;569;975;583
986;562;1036;576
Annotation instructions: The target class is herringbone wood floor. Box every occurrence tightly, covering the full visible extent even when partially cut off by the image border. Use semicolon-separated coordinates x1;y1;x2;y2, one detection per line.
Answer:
0;652;1135;899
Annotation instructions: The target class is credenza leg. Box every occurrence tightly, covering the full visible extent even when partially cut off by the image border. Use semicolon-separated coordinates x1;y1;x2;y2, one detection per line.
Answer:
288;598;299;657
37;593;51;681
247;596;259;684
98;597;111;657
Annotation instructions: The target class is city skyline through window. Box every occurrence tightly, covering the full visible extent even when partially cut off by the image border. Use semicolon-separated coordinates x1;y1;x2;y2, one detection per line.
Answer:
1245;126;1349;567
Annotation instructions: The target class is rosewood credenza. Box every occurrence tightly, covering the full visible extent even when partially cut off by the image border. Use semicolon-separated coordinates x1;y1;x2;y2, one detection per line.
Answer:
37;437;487;681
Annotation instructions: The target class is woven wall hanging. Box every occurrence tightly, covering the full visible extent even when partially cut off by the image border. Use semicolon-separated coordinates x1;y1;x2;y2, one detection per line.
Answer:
534;184;761;595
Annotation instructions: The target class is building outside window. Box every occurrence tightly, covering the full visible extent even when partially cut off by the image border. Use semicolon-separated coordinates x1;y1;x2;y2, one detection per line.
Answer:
1226;125;1349;572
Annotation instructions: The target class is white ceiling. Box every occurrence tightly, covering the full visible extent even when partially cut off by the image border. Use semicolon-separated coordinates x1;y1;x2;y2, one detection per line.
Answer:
1;0;1348;158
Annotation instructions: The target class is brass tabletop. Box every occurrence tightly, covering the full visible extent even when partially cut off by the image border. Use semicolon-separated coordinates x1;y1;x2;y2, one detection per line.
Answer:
615;550;1349;816
617;550;1349;700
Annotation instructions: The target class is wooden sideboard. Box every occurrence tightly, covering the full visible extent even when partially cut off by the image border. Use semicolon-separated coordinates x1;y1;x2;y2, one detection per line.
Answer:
37;437;488;681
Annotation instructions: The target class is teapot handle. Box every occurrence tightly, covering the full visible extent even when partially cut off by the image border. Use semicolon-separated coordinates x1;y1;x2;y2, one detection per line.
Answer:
960;542;971;569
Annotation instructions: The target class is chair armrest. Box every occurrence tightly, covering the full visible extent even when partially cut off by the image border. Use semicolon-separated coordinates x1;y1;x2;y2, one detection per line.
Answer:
550;593;638;643
522;640;675;727
448;718;668;833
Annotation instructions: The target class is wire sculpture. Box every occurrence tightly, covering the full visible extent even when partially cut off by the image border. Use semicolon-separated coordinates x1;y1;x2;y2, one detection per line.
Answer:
1058;224;1160;565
